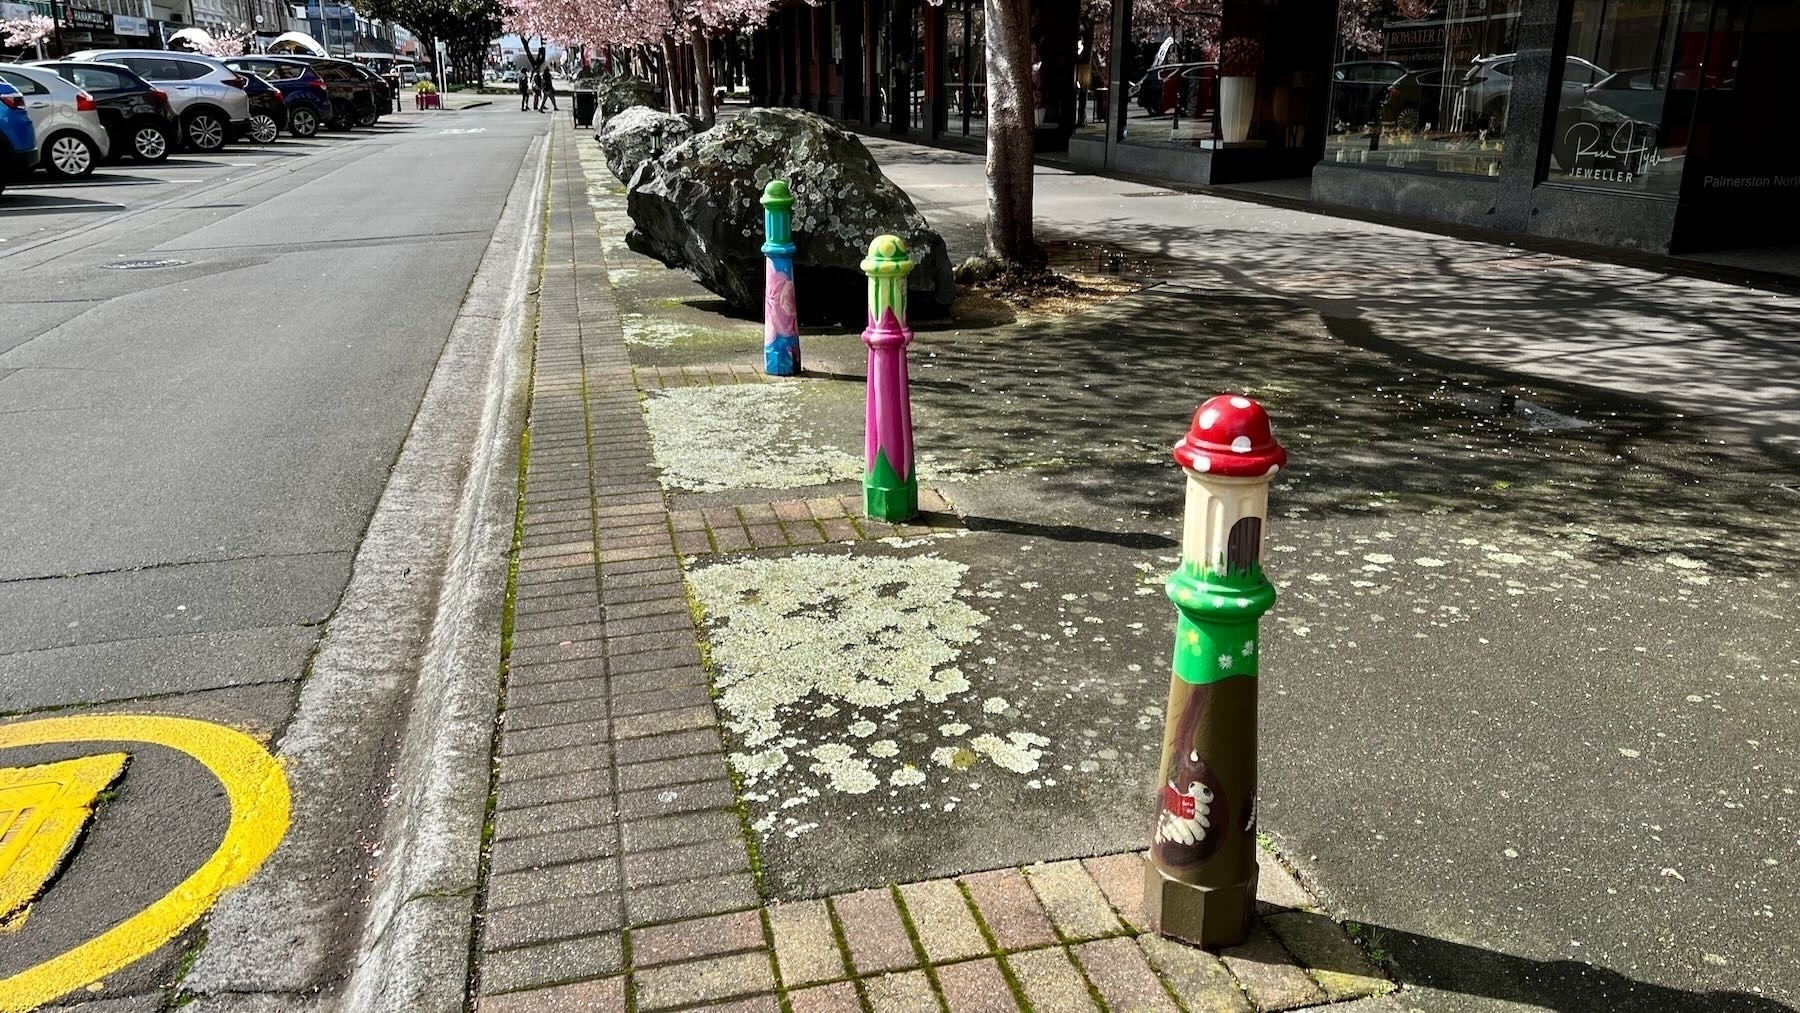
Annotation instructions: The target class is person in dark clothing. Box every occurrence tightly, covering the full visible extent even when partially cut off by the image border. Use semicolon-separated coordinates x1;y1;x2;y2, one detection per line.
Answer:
538;68;558;113
518;71;530;111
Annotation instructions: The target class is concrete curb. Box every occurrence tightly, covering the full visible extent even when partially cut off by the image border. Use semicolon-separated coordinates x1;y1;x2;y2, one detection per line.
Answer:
340;132;547;1012
181;133;548;1009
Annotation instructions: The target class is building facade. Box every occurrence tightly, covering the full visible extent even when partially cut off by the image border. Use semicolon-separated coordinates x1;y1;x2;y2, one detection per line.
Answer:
746;0;1799;254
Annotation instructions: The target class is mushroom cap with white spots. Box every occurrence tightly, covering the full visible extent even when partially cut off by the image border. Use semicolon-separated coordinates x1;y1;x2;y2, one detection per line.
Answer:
1173;393;1287;479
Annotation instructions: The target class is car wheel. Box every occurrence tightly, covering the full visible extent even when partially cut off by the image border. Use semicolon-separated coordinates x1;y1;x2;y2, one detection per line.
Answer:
43;131;98;178
131;122;171;162
356;107;377;127
289;106;319;137
185;110;226;152
249;112;280;144
1393;106;1421;133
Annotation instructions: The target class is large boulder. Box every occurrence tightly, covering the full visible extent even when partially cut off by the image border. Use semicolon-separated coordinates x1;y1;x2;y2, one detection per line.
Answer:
596;106;700;183
624;108;954;320
594;74;661;122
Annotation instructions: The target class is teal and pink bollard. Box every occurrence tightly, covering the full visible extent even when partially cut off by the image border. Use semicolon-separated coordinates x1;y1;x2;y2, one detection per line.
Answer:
761;180;800;376
1144;394;1288;948
860;235;917;522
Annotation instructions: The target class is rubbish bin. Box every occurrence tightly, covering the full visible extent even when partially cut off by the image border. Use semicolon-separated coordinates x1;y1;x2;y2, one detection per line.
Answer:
573;89;597;128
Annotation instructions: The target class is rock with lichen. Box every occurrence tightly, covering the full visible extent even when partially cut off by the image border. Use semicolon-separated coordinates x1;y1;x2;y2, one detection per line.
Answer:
591;74;662;122
624;108;955;320
595;106;701;183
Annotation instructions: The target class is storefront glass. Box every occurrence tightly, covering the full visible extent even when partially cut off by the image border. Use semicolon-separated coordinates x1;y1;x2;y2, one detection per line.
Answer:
945;0;988;137
1545;0;1706;196
1070;0;1111;141
1325;0;1522;175
1118;0;1223;147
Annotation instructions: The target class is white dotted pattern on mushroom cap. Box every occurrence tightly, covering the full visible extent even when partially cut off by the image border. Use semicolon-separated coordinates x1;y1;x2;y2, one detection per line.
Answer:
1231;436;1253;453
1193;456;1211;472
1198;408;1219;430
1230;396;1252;409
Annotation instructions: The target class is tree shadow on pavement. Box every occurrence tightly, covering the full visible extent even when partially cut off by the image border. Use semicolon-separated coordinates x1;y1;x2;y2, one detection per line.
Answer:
903;283;1796;577
1265;908;1796;1013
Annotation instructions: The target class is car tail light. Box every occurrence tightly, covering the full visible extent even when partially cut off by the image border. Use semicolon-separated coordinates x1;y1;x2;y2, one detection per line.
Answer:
0;93;21;110
76;91;97;112
223;76;247;89
308;79;327;92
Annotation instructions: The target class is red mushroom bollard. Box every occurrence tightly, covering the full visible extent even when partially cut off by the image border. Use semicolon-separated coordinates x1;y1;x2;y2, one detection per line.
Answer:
1145;394;1288;949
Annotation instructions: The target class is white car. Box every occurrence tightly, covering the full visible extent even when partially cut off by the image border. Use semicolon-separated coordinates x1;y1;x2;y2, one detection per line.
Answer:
0;64;109;178
65;49;250;153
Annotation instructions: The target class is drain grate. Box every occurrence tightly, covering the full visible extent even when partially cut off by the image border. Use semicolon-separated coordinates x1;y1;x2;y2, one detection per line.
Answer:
1120;189;1185;198
100;259;189;270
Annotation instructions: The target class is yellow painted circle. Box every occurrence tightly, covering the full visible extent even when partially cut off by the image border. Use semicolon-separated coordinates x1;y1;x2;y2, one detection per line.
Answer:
0;714;291;1012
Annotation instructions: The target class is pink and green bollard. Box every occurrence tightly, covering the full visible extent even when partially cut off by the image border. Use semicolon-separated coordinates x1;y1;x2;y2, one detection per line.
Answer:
1145;394;1288;948
860;235;917;522
761;180;800;376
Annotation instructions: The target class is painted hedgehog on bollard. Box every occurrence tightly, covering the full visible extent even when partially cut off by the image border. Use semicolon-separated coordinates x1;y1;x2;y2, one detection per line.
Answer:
623;108;955;323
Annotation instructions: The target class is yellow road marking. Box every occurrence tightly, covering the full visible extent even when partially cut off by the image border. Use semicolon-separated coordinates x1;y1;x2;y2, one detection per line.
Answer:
0;753;129;933
0;715;290;1013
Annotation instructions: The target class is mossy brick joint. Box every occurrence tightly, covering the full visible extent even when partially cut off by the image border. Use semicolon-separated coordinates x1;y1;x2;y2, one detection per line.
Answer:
1146;394;1288;949
861;234;918;523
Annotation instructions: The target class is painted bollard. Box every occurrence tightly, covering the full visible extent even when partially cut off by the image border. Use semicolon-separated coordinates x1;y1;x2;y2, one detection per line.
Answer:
861;234;917;522
1145;394;1288;948
761;180;800;376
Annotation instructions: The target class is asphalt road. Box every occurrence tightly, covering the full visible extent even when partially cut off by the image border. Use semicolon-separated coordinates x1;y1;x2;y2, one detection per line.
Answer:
0;106;545;1007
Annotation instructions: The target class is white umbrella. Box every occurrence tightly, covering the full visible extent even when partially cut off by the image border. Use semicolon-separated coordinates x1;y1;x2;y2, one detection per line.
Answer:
166;26;215;52
267;30;327;56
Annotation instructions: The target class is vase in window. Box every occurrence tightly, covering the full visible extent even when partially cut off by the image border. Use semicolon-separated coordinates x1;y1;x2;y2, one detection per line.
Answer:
1218;38;1262;144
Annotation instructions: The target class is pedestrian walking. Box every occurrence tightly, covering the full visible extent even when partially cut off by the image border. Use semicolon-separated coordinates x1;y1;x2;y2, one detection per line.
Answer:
539;69;558;113
518;71;530;111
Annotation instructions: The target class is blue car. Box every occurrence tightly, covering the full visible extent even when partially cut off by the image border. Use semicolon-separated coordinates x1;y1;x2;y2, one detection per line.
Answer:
0;80;39;196
224;57;333;138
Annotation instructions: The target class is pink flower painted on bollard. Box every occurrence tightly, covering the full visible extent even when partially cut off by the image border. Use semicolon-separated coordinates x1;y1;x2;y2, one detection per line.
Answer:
765;261;798;340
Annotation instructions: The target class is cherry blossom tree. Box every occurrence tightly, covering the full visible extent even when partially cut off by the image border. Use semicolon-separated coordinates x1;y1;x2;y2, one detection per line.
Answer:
1;13;54;53
198;25;255;57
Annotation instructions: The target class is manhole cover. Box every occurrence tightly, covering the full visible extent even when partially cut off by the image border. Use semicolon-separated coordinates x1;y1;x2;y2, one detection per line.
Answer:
101;258;188;270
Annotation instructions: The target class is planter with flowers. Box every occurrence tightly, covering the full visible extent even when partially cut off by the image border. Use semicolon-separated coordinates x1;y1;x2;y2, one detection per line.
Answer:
1218;38;1261;143
415;81;440;110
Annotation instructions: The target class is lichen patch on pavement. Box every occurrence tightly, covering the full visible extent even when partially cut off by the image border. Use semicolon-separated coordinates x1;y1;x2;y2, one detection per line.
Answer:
643;383;863;492
688;549;1069;842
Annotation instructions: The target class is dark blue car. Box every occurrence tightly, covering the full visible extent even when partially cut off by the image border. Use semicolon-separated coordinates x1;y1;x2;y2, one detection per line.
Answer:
1;80;39;196
224;57;333;138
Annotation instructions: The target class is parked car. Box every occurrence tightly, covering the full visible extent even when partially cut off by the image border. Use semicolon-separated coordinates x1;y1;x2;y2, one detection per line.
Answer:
63;49;251;152
1458;53;1608;133
1379;68;1454;133
342;62;391;120
395;62;419;86
237;71;288;143
280;56;377;129
1330;60;1408;130
501;67;520;84
1131;62;1216;117
0;80;39;196
32;60;177;163
223;56;333;137
0;64;110;178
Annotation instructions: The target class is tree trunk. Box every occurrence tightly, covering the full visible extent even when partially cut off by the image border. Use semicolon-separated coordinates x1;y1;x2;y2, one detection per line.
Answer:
692;29;716;125
661;36;685;113
983;0;1041;265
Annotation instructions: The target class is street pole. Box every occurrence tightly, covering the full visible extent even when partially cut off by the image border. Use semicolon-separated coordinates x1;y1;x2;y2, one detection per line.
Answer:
1145;393;1287;949
860;234;917;523
760;180;800;377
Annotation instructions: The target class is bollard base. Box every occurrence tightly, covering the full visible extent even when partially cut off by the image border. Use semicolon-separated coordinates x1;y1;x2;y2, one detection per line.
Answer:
1143;857;1257;950
764;342;800;377
863;476;918;523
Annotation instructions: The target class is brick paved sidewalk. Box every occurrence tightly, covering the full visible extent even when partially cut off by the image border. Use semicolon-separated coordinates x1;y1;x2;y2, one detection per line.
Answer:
468;117;1400;1013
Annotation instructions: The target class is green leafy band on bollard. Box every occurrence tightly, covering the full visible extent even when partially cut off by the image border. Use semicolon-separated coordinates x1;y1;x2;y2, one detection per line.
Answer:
861;235;918;522
1144;394;1288;949
761;180;799;376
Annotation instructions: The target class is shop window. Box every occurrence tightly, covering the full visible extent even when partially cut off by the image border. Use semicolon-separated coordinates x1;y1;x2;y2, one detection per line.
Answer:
1071;0;1111;140
945;0;988;137
1119;0;1223;147
1545;0;1710;196
1325;0;1521;175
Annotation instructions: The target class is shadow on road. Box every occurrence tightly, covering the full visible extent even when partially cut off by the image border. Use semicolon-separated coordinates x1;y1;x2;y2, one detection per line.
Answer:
1265;908;1796;1013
